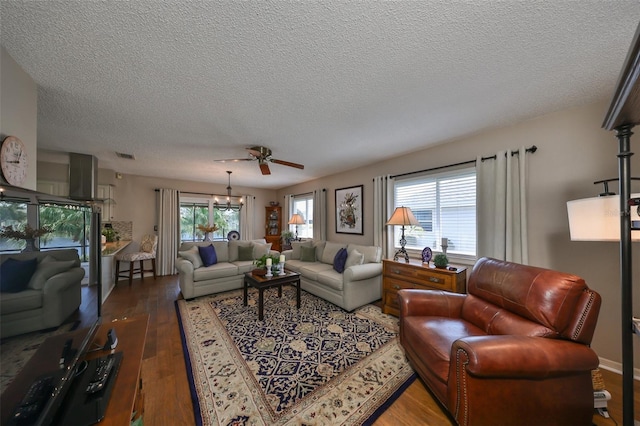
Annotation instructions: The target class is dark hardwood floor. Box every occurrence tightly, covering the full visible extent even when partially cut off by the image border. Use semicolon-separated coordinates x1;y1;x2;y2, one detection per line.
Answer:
100;274;640;425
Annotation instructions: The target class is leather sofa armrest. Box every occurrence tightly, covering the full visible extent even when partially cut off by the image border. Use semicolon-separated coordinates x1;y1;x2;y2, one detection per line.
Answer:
452;335;600;379
398;289;466;318
344;263;382;282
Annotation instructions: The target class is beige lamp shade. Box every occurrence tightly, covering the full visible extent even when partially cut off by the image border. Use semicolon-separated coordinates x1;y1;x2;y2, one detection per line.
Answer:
567;194;640;241
386;206;421;227
288;214;305;225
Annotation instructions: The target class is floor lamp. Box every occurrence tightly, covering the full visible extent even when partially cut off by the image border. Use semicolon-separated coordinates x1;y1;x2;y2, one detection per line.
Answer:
386;206;420;263
567;186;640;425
288;213;305;240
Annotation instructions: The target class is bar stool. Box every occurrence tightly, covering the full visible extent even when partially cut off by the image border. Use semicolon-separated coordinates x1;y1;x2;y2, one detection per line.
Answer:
115;234;157;285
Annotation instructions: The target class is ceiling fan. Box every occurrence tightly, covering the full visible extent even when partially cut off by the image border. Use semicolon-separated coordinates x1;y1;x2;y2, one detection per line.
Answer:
215;145;304;175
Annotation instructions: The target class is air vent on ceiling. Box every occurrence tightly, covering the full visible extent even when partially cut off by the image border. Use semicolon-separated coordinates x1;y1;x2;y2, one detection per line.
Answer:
115;152;136;160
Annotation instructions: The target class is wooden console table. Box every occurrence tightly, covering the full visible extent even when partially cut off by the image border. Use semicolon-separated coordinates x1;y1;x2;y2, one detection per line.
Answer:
87;314;148;425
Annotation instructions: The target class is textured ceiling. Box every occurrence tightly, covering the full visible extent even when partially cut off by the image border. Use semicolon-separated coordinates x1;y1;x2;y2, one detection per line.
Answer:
1;1;640;189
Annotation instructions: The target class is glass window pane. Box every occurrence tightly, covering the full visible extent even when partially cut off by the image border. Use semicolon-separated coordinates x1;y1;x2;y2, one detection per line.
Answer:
394;168;476;256
0;201;28;252
39;204;91;261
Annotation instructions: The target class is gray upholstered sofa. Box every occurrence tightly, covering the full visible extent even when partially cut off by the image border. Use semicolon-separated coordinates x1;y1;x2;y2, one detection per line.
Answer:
175;239;279;299
281;240;382;311
0;249;85;339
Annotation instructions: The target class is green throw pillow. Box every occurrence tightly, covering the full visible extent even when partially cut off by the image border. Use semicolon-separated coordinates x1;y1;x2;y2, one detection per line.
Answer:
300;246;316;262
238;245;254;261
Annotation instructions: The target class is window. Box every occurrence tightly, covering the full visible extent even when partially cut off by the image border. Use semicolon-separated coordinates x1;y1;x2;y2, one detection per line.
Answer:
39;203;92;261
290;194;313;239
394;167;476;257
0;200;28;252
180;196;240;242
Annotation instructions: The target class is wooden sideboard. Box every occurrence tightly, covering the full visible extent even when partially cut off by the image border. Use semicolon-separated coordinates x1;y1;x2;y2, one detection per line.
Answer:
382;259;467;317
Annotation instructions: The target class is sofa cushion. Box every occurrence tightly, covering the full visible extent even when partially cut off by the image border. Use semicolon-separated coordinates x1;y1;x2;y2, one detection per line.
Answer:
0;289;42;314
347;244;382;264
178;246;203;269
1;257;38;293
345;249;364;269
300;246;316;262
299;262;334;281
291;241;313;260
313;240;326;263
28;257;77;290
252;242;272;260
193;262;238;281
321;242;345;265
238;245;254;261
333;248;348;273
317;269;344;291
198;244;218;267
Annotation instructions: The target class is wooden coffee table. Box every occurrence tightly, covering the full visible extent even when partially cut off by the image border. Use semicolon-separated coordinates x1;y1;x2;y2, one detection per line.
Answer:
243;270;301;321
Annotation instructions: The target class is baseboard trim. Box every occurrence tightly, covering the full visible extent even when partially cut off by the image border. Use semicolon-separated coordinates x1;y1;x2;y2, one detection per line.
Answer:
598;357;640;380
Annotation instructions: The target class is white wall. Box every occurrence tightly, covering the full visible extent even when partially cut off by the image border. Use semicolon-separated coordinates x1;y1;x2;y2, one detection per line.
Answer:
277;100;640;369
1;46;37;190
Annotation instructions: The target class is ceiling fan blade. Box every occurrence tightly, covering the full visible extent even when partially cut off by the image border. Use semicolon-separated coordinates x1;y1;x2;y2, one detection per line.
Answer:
271;158;305;170
259;161;271;175
213;158;253;163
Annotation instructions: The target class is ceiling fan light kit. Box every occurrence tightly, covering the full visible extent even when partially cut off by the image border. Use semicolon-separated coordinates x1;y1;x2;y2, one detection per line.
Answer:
215;145;304;175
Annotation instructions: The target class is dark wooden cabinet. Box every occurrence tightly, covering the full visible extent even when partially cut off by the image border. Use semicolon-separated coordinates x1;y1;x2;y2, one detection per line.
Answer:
265;206;282;252
382;259;466;317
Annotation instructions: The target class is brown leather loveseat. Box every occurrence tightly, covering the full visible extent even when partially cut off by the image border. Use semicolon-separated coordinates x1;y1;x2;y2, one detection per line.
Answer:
398;257;601;426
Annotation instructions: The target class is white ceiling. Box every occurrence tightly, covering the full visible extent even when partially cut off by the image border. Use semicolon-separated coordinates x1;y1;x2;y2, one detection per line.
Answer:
2;1;640;189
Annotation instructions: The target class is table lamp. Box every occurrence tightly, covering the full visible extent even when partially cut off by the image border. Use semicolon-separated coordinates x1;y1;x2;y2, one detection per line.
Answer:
386;206;421;263
288;214;305;240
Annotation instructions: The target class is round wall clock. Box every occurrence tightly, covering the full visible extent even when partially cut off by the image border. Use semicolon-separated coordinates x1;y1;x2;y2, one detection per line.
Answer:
1;136;28;186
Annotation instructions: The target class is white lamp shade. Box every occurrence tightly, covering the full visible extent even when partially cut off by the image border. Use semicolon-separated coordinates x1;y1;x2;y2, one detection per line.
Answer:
386;206;421;227
288;214;305;225
567;194;640;241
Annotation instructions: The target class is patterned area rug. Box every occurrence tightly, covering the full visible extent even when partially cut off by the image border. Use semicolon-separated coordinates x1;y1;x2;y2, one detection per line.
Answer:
175;287;415;425
0;320;79;394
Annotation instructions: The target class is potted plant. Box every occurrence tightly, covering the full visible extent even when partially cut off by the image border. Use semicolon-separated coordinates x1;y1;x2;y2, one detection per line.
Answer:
254;254;281;269
0;224;52;252
433;253;448;269
281;230;295;246
101;227;119;243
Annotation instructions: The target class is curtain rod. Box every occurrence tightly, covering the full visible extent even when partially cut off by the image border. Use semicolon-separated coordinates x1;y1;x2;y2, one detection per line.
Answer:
154;189;250;198
390;145;537;180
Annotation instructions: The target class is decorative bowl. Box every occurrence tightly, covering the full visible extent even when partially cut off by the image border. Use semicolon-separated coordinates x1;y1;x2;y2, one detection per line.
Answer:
252;268;267;276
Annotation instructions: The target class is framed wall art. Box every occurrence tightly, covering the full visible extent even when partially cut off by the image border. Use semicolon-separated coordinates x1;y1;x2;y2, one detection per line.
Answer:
335;185;363;235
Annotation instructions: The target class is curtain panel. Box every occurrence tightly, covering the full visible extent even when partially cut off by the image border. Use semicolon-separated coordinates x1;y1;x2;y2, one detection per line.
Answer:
373;175;395;260
240;195;255;240
476;147;529;263
313;189;327;241
156;188;180;275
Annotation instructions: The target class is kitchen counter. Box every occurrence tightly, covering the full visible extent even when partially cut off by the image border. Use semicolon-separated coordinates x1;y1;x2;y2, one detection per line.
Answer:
102;240;131;256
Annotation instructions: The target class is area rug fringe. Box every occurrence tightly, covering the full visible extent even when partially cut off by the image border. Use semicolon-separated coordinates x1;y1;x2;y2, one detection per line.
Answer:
176;288;415;425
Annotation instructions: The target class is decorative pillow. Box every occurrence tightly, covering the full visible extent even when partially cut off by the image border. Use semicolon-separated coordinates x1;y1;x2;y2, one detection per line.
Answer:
291;241;313;260
238;245;254;261
345;249;365;269
198;244;218;267
300;246;316;262
333;248;348;273
0;257;38;293
252;242;272;260
28;259;77;290
178;246;203;269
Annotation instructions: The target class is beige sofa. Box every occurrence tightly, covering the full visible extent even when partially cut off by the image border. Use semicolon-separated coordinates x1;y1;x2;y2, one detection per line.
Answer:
281;240;382;311
175;239;279;299
0;249;84;339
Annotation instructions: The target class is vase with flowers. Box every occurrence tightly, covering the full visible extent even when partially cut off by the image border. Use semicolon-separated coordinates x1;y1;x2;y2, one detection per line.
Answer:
197;223;219;241
0;224;53;252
